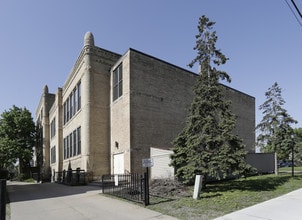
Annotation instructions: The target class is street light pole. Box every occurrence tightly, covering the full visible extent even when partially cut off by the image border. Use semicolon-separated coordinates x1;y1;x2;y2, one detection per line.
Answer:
292;144;294;177
291;134;295;177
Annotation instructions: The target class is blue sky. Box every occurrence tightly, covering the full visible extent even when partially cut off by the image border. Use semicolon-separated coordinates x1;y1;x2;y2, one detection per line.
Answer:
0;1;301;129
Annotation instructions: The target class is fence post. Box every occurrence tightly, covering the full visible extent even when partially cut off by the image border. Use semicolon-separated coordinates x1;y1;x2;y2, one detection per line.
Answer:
193;175;202;199
0;179;6;220
101;175;104;193
143;172;150;206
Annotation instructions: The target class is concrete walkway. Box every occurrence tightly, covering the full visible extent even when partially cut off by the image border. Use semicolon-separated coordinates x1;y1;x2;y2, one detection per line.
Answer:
7;181;302;220
215;187;302;220
6;181;178;220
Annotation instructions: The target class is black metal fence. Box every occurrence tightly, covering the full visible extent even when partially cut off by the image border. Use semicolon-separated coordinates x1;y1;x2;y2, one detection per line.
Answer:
54;169;86;186
102;173;149;206
0;179;6;220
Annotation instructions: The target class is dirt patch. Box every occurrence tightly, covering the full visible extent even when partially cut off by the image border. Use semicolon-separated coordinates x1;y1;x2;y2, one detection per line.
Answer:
149;179;191;198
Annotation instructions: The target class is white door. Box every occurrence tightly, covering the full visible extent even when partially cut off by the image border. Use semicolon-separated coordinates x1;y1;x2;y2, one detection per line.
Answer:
113;153;124;174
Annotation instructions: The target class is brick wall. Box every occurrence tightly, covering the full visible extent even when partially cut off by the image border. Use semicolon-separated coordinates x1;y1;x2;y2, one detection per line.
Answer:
126;49;255;173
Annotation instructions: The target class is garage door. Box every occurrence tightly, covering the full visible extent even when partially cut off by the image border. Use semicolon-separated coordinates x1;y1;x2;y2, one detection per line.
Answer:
151;148;174;179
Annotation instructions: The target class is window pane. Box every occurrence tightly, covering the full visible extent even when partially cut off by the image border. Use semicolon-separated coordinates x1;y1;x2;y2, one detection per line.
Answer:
118;65;123;97
77;127;81;155
118;65;122;81
113;85;118;101
51;146;56;163
64;138;66;159
118;81;123;97
73;130;77;156
66;98;70;122
74;88;78;113
113;70;118;85
69;133;73;157
50;117;56;138
78;82;81;110
63;102;66;124
70;94;73;117
66;136;69;158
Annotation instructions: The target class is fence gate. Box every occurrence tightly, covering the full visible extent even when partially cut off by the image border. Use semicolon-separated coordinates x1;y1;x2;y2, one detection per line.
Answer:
102;173;149;206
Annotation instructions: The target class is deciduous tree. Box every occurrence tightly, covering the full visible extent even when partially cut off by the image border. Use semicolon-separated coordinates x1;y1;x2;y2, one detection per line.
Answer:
0;106;36;173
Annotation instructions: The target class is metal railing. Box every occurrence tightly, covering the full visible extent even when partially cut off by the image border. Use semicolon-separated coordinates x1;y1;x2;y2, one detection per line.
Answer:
54;169;86;186
102;173;149;206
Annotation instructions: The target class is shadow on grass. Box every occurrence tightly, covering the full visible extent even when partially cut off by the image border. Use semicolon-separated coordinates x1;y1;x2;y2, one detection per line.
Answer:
206;174;302;193
200;193;222;199
149;194;177;205
150;191;223;204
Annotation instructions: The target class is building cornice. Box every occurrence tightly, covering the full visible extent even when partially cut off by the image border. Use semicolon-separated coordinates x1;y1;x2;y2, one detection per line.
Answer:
63;45;121;95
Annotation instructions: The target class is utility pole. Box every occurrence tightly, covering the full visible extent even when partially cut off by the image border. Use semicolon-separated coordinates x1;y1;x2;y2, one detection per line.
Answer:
291;134;295;177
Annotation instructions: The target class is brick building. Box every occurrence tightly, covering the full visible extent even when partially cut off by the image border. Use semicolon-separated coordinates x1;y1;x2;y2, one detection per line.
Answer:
35;32;255;180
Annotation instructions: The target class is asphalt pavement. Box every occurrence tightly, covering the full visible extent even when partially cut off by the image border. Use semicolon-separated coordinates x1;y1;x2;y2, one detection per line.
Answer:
6;181;178;220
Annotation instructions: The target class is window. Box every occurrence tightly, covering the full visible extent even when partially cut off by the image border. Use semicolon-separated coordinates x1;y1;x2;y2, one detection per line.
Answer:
63;102;67;125
66;137;69;159
113;63;123;101
77;81;81;110
50;117;56;138
66;97;70;122
69;133;73;158
51;146;56;164
77;127;81;155
63;81;81;124
70;93;73;118
73;130;77;156
64;138;67;159
63;126;81;160
73;88;77;115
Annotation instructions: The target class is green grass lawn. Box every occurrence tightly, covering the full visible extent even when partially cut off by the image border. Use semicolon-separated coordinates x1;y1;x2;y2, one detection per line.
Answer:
279;166;302;172
147;173;302;220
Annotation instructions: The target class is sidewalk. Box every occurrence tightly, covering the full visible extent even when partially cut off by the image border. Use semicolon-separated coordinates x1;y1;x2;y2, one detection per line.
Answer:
7;181;302;220
215;187;302;220
6;181;178;220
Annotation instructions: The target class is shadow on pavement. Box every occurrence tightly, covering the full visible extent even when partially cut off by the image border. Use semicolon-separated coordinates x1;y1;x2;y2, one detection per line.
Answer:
7;181;102;203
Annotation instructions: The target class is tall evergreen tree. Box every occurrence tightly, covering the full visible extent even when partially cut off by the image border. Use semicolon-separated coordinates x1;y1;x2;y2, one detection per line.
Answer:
170;15;251;185
256;82;297;160
0;106;36;173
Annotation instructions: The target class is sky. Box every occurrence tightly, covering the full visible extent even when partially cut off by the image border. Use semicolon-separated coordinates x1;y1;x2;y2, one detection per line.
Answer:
0;1;301;129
